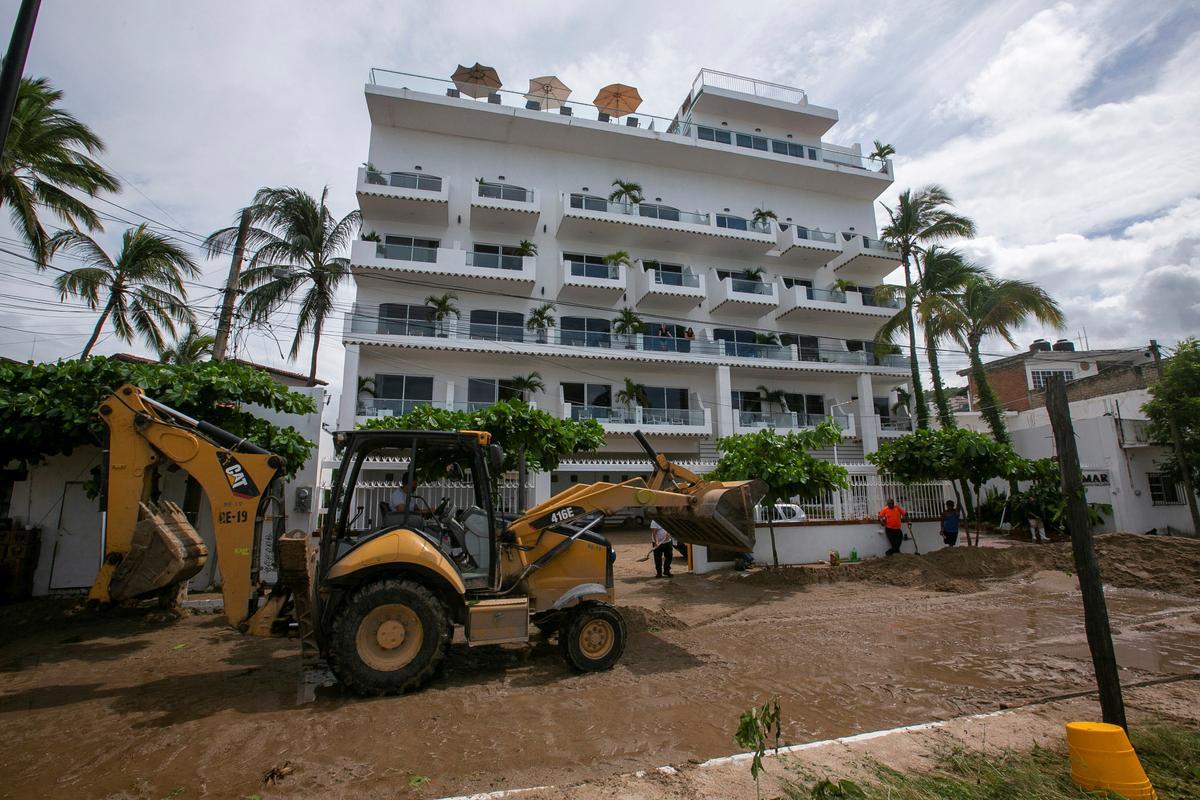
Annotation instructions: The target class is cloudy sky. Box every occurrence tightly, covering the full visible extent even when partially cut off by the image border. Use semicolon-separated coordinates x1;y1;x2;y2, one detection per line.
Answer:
1;0;1197;392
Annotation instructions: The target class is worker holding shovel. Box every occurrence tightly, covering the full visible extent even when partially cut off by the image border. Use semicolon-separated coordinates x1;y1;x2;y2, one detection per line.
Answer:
877;498;908;556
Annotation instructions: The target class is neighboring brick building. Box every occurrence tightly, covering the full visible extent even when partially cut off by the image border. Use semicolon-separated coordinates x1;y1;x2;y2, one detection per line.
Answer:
957;340;1154;412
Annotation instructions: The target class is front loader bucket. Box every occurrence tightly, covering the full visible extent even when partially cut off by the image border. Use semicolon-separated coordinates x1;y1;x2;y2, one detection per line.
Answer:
108;501;209;602
654;479;766;552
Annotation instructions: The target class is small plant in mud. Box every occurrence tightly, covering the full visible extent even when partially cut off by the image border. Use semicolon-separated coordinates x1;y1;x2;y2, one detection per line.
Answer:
734;697;782;799
808;778;865;798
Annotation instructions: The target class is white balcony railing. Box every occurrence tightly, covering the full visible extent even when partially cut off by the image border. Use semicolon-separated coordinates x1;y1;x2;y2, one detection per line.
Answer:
350;240;537;284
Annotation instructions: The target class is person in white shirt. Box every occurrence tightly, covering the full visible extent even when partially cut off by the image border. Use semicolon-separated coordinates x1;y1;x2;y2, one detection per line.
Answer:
391;476;416;513
649;519;673;578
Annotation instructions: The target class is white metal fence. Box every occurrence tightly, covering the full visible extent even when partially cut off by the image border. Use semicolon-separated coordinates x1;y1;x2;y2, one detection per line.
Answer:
756;476;955;523
346;479;529;531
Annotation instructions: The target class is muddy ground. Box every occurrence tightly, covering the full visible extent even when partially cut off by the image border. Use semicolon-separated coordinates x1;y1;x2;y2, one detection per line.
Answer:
1;533;1198;799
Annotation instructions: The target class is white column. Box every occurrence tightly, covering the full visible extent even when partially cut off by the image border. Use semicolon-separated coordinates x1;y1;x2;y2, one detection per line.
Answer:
338;344;360;430
857;372;879;455
443;378;455;408
715;365;734;438
534;470;552;505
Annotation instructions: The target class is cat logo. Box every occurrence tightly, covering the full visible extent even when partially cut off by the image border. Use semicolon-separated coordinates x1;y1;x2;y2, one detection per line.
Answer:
217;452;260;498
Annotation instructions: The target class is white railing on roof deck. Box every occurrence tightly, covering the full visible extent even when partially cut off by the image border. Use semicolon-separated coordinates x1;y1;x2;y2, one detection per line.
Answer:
691;68;807;105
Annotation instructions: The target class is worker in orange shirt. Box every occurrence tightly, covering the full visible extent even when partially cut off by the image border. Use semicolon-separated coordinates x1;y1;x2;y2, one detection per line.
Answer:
878;498;908;556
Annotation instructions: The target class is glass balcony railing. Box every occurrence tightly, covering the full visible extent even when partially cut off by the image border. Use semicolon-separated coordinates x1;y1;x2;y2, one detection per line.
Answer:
364;170;443;192
571;405;635;424
716;215;772;234
641;407;705;426
376;242;438;263
637;203;709;225
738;411;831;428
567;260;621;280
358;398;437;416
477;181;533;203
728;277;773;295
466;251;525;270
641;334;707;354
807;287;847;303
860;289;903;309
720;340;793;360
567;194;708;226
880;416;914;432
792;226;838;244
467;322;526;342
652;270;700;288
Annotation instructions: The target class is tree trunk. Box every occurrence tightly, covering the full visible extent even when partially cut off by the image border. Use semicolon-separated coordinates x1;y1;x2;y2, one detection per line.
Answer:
767;514;779;567
968;338;1009;444
901;249;929;429
79;295;115;359
307;320;323;386
927;335;954;429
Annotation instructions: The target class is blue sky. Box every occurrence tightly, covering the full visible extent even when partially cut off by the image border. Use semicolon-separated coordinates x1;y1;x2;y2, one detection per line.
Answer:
1;0;1197;387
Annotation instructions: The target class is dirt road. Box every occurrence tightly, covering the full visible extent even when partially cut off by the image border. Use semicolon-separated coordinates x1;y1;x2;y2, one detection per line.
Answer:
2;533;1198;799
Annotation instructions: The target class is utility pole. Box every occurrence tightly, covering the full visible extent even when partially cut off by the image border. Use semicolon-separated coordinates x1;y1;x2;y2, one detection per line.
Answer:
1149;340;1200;535
211;208;251;362
0;0;41;158
1046;375;1126;729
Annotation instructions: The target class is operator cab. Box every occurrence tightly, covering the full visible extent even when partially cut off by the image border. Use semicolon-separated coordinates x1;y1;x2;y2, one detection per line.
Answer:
322;430;504;591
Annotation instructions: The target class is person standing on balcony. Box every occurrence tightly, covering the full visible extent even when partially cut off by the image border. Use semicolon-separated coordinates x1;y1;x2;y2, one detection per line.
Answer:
878;498;908;556
650;518;673;578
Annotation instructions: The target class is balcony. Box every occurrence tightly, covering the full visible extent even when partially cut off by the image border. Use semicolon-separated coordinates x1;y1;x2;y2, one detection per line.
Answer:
564;401;712;436
356;167;449;224
631;262;706;310
557;258;627;302
830;234;902;283
771;224;842;267
734;411;831;433
557;192;720;249
776;283;903;324
709;273;778;316
349;239;536;291
1118;418;1156;448
879;415;915;437
469;180;540;234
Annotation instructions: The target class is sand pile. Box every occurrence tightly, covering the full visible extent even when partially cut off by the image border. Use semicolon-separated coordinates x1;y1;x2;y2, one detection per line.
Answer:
620;605;689;633
740;534;1200;597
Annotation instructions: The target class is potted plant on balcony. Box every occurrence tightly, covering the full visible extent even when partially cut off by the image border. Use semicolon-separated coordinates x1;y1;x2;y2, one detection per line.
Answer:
756;386;789;417
742;266;766;284
526;302;556;344
508;371;545;401
752;207;777;232
356;376;376;415
424;292;460;338
830;277;857;301
613;306;644;349
515;239;538;257
609;179;644;207
616;378;648;420
362;161;385;185
361;230;382;242
869;140;895;172
602;250;633;279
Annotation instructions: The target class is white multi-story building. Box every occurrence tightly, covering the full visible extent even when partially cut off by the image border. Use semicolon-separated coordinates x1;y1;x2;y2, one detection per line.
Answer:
339;67;911;503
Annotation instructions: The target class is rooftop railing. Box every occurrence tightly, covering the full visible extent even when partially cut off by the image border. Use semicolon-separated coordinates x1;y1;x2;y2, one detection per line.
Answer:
690;68;808;105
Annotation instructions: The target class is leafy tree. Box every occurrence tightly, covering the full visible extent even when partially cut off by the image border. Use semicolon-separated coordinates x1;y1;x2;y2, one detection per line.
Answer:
1143;338;1200;525
875;246;986;429
0;357;317;480
51;224;198;358
867;427;1024;545
709;424;849;565
424;292;460;336
204;186;361;386
941;275;1065;443
157;324;215;364
0;77;120;266
880;185;977;429
608;178;643;205
358;399;605;511
525;301;556;343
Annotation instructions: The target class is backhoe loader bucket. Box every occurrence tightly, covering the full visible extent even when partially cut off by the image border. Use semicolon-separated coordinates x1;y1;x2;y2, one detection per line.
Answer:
108;501;209;602
654;479;766;552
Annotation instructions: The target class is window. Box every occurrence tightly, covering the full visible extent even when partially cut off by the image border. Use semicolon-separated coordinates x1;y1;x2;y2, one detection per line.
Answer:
643;387;688;409
785;393;825;417
378;303;433;336
470;243;524;270
1031;369;1075;390
467;378;522;409
731;390;762;413
563;382;612;421
734;132;769;151
697;125;733;144
381;235;438;263
563;252;616;280
560;316;611;347
783;333;820;361
637;202;680;222
716;214;749;231
1147;473;1183;506
469;309;524;341
371;374;434;416
781;277;813;290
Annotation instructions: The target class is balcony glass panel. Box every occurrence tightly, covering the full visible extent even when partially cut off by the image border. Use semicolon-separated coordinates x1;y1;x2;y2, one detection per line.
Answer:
572;405;635;423
880;416;914;431
467;322;526;342
729;277;772;295
358;398;433;416
377;242;437;262
653;270;700;287
477;181;532;202
721;341;791;360
637;203;709;225
808;287;846;303
366;171;443;191
794;227;837;243
569;261;620;280
641;407;705;426
466;250;524;270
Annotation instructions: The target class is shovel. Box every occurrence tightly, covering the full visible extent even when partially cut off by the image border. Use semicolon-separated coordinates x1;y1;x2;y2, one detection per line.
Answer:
636;548;654;563
907;520;921;555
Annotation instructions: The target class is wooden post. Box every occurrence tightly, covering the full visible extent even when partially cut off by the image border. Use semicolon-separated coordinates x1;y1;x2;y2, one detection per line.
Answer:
212;207;251;362
1150;340;1200;535
1046;375;1127;729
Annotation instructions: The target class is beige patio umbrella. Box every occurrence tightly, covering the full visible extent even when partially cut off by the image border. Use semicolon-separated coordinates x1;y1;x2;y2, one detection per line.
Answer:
593;83;642;117
451;63;502;98
525;75;571;110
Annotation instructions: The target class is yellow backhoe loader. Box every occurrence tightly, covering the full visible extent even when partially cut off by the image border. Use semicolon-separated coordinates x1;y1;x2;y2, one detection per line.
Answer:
92;384;764;695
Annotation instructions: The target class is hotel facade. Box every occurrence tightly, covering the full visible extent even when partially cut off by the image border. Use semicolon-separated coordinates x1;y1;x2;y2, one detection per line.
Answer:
339;68;911;503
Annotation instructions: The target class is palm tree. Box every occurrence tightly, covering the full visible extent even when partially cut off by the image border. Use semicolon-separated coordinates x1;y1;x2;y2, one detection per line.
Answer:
616;377;648;411
756;385;789;415
752;207;777;229
743;266;766;282
876;247;987;429
157;324;215;364
880;185;977;429
205;186;360;386
424;292;460;337
1;77;120;266
890;386;911;417
357;376;376;397
50;224;197;358
943;276;1066;443
526;302;556;344
831;277;859;293
515;239;538;257
508;371;544;400
602;249;633;274
754;332;780;346
869;139;896;169
608;179;643;206
613;306;644;348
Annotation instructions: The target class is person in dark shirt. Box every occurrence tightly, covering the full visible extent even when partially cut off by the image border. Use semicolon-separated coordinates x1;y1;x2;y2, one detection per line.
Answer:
940;500;961;546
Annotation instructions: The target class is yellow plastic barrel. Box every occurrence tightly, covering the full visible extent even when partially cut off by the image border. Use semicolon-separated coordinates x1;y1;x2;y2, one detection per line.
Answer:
1065;721;1156;800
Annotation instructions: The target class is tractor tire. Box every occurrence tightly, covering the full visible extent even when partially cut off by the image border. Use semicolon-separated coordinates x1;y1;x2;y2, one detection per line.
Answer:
327;578;450;696
559;602;626;673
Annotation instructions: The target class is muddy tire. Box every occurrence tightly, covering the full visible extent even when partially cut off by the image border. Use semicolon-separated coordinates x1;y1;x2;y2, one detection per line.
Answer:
559;602;626;673
327;579;450;696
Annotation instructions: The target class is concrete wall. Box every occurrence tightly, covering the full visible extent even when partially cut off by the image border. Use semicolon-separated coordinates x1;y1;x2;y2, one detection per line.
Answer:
691;520;945;573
